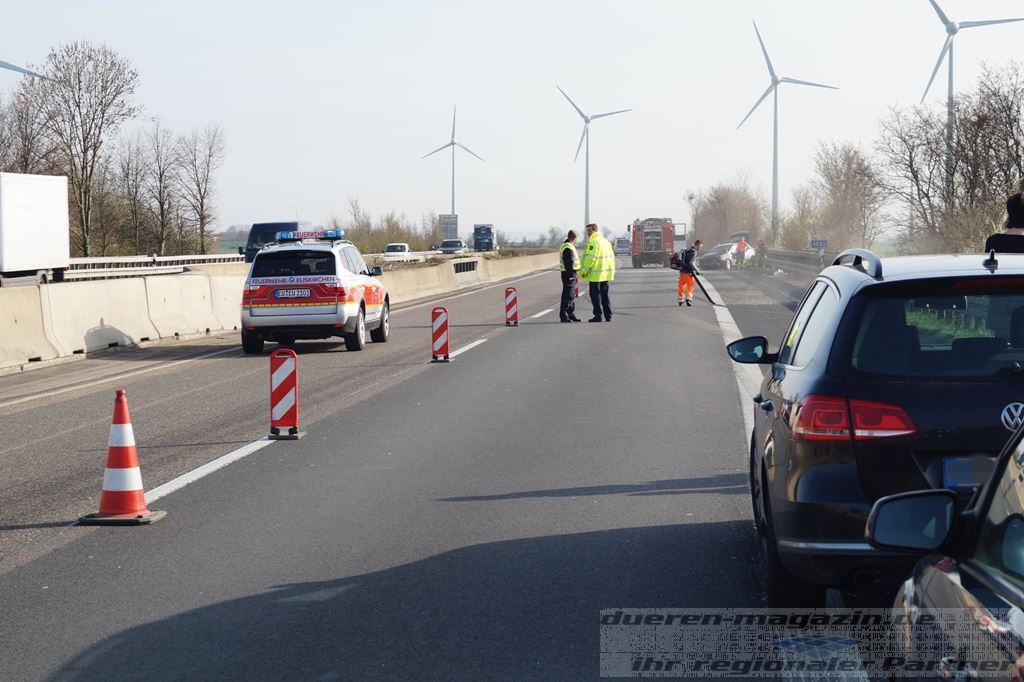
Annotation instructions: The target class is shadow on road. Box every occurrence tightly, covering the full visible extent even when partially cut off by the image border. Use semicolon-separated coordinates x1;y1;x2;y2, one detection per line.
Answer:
439;473;747;502
50;521;761;681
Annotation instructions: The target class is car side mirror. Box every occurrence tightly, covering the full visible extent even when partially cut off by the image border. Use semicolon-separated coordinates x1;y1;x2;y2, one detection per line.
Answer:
867;490;957;552
726;336;776;364
369;266;384;277
237;246;244;255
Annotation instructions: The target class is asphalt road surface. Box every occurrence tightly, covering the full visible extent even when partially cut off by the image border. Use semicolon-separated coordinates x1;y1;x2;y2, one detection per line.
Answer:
0;262;813;680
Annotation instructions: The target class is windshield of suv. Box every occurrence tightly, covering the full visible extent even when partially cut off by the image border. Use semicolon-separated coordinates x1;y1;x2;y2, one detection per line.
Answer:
385;244;408;252
843;279;1024;379
441;240;462;248
251;250;336;277
247;222;297;250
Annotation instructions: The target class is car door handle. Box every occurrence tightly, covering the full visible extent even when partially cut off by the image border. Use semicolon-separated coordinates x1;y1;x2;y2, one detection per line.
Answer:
759;399;774;412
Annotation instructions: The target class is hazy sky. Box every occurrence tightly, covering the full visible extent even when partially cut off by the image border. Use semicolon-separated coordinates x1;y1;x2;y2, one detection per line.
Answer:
4;1;1024;238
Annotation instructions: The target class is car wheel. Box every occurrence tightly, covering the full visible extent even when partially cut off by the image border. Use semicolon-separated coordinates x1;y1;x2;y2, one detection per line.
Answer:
763;480;827;608
750;432;767;536
241;329;264;355
345;308;366;351
370;302;390;343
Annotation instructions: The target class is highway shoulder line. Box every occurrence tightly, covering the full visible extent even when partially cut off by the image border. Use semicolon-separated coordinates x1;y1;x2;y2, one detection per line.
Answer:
145;438;276;504
700;278;764;440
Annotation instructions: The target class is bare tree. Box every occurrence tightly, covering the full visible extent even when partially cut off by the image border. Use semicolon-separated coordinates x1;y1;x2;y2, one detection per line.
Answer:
144;119;178;256
40;41;140;256
117;131;148;253
780;184;819;251
177;123;225;254
5;77;57;174
814;142;888;249
688;175;767;246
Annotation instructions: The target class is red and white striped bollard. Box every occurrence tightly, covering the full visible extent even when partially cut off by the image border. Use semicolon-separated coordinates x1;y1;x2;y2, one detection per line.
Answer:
432;307;450;362
269;348;304;439
505;287;519;327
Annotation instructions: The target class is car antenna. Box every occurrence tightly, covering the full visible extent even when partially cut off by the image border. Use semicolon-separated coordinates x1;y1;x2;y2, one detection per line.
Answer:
984;249;999;273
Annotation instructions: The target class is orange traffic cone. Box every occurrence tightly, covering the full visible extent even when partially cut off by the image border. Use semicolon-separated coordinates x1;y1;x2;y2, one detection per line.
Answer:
79;390;166;525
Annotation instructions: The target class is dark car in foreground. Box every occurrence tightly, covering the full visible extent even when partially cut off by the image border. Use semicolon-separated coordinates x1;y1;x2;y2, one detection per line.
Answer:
728;249;1024;607
868;421;1024;680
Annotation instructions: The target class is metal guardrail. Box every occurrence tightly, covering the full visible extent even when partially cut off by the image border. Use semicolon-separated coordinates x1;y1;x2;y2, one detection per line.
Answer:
62;253;245;281
765;249;837;273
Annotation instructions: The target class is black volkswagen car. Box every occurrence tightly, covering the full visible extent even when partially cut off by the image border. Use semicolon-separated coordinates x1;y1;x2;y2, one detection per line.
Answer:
728;249;1024;607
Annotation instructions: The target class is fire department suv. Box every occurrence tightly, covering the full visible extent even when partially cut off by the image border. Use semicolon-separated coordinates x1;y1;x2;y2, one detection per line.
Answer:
240;230;389;354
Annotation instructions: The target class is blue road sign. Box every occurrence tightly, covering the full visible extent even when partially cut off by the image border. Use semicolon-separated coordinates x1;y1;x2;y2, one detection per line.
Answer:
810;239;828;249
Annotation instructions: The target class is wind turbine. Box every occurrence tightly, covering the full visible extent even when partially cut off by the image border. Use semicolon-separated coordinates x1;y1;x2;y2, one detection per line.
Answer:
920;0;1024;198
422;105;484;216
0;59;43;78
557;86;630;227
737;22;837;244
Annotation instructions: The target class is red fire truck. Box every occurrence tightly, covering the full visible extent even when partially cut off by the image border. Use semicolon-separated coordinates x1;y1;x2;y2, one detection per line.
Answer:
628;218;679;268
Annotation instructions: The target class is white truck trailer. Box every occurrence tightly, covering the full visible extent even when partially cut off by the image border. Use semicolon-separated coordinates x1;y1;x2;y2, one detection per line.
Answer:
0;173;70;286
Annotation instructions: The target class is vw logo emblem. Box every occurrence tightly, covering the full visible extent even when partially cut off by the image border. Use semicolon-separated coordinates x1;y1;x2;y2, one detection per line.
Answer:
1002;403;1024;432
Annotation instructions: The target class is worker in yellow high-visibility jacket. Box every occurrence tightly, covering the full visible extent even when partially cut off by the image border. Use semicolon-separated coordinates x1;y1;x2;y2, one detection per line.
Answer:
579;223;616;322
558;230;582;322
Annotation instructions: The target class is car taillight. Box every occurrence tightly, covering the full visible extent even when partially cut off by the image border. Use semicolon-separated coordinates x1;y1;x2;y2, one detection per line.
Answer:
793;395;916;441
849;399;917;439
793;396;851;441
326;283;347;302
241;284;257;306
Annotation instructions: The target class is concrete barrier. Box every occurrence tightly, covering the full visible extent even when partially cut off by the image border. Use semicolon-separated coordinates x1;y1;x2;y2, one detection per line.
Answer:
42;278;160;355
380;263;456;305
0;287;59;370
209;275;245;331
144;273;222;338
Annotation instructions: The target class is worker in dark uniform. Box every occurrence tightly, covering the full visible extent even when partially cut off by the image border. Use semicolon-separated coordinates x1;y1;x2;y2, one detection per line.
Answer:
559;230;582;322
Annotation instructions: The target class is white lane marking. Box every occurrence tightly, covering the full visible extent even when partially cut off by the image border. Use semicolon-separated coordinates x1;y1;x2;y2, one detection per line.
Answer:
145;438;275;505
529;307;554;319
102;466;144;492
448;339;487;359
270;357;295;391
271;388;296;420
701;278;764;441
108;423;136;447
0;347;239;409
394;269;552;314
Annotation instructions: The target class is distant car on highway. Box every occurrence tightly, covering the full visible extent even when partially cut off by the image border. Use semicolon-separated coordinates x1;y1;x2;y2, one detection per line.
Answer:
698;242;737;270
382;243;414;262
240;229;389;354
866;422;1024;679
727;249;1024;606
613;237;631;255
699;242;756;270
438;239;469;254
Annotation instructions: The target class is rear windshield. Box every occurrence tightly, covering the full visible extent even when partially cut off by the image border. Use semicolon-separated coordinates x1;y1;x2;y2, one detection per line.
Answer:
251;250;336;277
840;278;1024;380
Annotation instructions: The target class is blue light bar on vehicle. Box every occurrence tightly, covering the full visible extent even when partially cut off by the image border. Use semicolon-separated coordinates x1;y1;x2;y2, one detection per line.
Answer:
275;229;345;242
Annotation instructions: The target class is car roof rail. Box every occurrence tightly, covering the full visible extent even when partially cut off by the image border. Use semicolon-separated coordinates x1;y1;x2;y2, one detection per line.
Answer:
832;248;883;279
